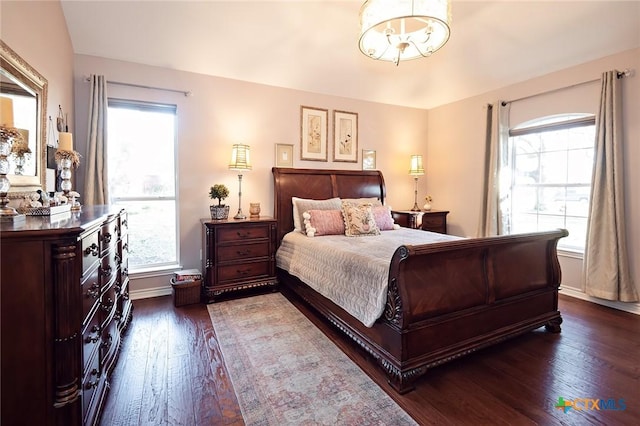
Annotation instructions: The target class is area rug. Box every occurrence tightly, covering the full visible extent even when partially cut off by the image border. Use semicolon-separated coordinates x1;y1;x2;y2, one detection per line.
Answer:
207;293;417;426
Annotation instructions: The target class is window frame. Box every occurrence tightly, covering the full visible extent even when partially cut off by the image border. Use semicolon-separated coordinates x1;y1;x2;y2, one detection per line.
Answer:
107;99;180;271
504;114;596;254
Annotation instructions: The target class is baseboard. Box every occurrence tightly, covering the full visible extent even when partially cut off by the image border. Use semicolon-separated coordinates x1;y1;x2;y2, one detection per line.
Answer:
130;285;172;300
560;288;640;315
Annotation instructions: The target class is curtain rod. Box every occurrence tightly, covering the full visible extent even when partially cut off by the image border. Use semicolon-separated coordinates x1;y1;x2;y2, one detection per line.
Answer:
84;76;192;97
501;69;632;106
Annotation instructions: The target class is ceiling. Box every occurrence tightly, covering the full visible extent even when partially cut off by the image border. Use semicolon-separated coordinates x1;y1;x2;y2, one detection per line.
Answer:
61;1;640;110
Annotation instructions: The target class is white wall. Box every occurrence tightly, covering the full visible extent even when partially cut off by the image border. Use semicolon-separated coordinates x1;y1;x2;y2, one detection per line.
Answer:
427;48;640;314
1;0;74;190
73;55;430;294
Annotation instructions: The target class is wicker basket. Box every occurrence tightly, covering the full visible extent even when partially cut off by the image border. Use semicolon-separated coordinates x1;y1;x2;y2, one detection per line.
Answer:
170;278;202;307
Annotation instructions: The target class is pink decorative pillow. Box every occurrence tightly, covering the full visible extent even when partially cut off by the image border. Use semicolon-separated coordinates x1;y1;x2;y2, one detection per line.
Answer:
303;210;345;237
372;206;395;231
341;202;380;237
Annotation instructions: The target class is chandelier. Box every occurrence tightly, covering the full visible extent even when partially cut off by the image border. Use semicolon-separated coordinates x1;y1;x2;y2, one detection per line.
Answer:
358;0;451;66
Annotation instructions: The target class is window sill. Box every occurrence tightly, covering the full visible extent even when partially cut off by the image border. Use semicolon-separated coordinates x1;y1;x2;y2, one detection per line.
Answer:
129;263;183;280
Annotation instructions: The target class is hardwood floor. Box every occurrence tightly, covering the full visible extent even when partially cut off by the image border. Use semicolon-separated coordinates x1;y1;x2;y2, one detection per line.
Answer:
101;293;639;425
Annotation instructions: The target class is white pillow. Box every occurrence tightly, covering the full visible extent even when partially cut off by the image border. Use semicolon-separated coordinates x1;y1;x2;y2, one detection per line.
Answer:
292;197;342;233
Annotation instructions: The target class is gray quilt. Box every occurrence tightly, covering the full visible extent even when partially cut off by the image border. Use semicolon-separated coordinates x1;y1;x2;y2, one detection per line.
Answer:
276;228;460;327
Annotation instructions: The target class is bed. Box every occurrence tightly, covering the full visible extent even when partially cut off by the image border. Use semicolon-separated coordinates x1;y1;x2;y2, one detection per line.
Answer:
272;167;568;394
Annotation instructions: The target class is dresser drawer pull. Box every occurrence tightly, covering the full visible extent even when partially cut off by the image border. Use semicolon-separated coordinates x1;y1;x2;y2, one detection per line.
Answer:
85;369;101;390
102;232;112;244
236;231;252;238
101;298;114;313
87;283;100;299
101;333;113;350
101;265;112;278
85;325;101;343
236;249;251;256
84;243;99;257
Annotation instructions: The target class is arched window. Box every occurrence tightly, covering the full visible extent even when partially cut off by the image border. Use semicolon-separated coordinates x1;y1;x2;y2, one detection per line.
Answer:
503;113;595;253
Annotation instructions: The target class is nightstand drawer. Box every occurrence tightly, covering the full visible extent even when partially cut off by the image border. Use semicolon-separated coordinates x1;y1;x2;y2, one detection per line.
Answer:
217;241;270;262
420;211;449;234
421;215;445;228
218;260;271;283
217;225;270;243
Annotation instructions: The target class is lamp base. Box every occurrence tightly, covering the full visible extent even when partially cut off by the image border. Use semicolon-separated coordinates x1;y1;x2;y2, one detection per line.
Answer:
234;209;246;220
411;204;421;212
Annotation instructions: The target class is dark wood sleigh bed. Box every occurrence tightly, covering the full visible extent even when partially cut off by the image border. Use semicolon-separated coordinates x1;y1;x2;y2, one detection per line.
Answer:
272;167;568;394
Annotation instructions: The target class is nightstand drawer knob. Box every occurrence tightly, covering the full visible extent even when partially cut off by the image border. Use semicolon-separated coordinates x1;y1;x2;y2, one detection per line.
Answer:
236;231;252;238
236;268;251;276
236;249;250;256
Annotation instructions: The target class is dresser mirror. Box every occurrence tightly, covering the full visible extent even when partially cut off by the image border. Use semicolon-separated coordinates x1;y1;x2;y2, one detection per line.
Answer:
0;40;48;193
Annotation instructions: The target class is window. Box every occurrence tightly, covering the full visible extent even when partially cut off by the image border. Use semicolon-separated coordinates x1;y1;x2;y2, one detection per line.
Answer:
107;100;178;269
502;114;595;252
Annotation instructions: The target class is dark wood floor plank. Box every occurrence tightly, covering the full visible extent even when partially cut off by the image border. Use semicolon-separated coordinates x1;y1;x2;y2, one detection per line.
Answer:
100;293;640;426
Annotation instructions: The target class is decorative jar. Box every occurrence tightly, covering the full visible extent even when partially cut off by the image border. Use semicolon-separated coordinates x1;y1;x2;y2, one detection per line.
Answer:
249;202;261;217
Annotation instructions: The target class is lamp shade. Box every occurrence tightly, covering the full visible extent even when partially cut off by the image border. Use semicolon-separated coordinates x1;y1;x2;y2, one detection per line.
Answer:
409;154;425;175
359;0;451;65
229;144;252;171
0;96;14;127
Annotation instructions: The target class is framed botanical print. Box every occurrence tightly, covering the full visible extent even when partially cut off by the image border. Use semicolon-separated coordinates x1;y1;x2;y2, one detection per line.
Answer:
333;110;358;163
362;149;376;170
300;106;328;161
275;143;294;167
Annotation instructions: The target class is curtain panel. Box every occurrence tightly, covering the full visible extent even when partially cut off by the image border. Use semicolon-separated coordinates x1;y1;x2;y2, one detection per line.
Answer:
583;71;637;302
83;75;109;206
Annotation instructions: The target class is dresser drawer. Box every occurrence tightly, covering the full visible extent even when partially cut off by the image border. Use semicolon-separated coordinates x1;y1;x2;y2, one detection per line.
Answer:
81;350;102;424
217;224;270;243
82;230;101;275
100;218;118;255
82;309;101;368
217;241;270;262
217;260;271;284
81;266;101;323
100;248;118;290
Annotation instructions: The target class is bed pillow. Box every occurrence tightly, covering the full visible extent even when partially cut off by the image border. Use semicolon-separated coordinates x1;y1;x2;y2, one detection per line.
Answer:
341;197;383;207
341;202;380;237
303;209;345;237
292;197;342;233
372;206;396;231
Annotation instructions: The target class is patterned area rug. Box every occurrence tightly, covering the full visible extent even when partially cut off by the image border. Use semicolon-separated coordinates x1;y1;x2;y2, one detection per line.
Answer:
207;293;417;426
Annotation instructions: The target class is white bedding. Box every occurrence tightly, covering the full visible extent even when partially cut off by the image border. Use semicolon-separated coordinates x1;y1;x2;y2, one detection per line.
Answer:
276;228;461;327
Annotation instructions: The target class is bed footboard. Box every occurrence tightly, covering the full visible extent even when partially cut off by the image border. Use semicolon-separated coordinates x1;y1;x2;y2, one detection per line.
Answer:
280;229;568;394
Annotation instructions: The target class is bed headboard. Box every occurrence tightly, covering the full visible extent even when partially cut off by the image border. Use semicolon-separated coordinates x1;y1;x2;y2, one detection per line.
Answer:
272;167;386;243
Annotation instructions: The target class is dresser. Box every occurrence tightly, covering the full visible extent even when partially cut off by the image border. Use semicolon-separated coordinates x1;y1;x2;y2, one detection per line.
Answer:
0;206;131;426
202;217;277;302
391;209;449;234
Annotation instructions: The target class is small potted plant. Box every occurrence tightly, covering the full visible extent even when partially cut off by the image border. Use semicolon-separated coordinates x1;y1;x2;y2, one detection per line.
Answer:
209;184;230;220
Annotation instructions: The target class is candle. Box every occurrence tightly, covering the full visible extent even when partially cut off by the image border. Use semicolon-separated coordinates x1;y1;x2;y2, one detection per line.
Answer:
0;96;14;127
58;132;73;151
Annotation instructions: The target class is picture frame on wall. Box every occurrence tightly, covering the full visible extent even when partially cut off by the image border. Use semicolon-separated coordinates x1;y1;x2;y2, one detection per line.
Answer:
362;149;376;170
300;106;328;161
333;110;358;163
275;143;294;167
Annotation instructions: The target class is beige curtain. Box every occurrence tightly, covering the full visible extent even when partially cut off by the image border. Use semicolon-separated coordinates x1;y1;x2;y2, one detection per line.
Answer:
478;101;510;237
83;75;109;205
583;71;637;302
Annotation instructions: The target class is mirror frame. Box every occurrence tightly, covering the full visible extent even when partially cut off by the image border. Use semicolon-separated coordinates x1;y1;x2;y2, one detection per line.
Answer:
1;40;48;193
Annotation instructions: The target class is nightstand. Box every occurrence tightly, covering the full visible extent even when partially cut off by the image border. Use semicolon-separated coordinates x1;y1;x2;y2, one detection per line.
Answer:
201;216;277;302
391;209;449;234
